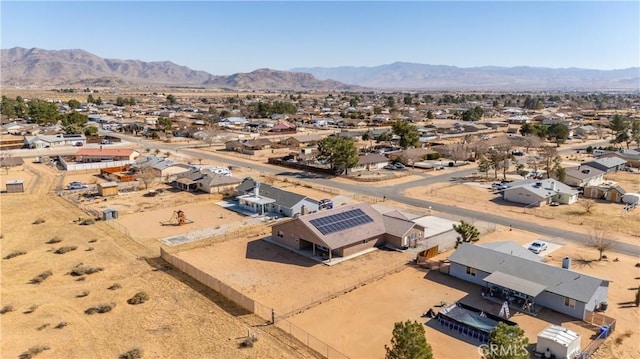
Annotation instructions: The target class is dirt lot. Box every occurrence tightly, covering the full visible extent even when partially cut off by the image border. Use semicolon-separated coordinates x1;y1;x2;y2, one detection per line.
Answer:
174;237;410;315
404;177;640;242
0;164;318;359
286;230;640;359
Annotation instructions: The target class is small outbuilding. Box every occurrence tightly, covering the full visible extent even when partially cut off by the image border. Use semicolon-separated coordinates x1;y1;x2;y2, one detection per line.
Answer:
536;324;581;359
5;179;24;193
97;182;119;196
102;208;119;221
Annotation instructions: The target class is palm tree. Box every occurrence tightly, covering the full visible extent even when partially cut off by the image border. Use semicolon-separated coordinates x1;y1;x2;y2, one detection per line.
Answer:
452;220;480;248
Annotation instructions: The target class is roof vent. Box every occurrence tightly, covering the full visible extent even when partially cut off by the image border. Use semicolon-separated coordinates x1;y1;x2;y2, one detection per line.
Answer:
582;169;590;174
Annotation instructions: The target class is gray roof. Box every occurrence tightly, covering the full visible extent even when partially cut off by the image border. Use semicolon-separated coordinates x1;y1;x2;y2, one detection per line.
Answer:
479;241;543;262
582;157;627;170
357;153;389;165
382;214;416;237
297;202;386;249
504;178;577;199
236;177;315;208
448;243;608;303
484;271;547;297
565;166;605;181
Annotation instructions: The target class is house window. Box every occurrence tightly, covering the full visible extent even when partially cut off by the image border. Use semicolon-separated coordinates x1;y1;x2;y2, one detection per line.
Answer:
564;297;576;308
277;230;284;239
466;266;476;276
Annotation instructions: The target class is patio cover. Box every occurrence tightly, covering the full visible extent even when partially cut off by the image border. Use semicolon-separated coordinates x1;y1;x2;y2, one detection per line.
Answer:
484;271;546;297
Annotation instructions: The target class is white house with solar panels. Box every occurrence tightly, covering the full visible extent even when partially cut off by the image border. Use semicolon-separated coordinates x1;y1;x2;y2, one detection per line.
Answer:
270;202;422;261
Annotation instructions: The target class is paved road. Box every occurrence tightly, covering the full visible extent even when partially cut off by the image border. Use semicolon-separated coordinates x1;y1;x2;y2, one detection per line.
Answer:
97;133;640;256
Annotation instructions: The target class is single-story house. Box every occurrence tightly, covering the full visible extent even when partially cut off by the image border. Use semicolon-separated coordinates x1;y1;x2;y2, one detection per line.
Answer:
574;125;597;138
584;182;626;203
381;210;423;249
448;242;610;320
0;156;25;169
75;148;140;163
225;138;272;154
218;117;248;127
236;177;319;217
563;166;605;188
135;155;190;181
600;149;640;169
24;134;86;149
174;169;242;194
502;179;578;206
267;121;296;134
271;202;387;260
281;134;325;149
581;157;627;173
352;153;390;172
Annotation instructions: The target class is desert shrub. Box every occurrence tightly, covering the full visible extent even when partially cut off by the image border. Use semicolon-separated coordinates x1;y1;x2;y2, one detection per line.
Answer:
54;322;68;329
36;323;49;331
30;270;53;284
68;266;103;276
85;247;94;252
32;218;46;225
127;292;149;305
18;345;50;359
23;305;39;314
119;348;143;359
108;283;122;290
45;237;62;244
238;336;258;348
76;291;90;298
3;250;26;260
80;218;95;225
615;330;633;345
0;305;14;314
88;239;98;243
84;303;115;315
635;263;640;268
54;246;77;254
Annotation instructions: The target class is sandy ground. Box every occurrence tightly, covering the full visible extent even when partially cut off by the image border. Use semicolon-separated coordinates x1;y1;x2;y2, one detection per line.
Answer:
0;164;319;359
174;238;410;315
286;230;640;359
404;179;640;243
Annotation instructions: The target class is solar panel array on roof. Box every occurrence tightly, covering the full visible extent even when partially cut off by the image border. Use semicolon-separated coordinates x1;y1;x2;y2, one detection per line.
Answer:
309;208;374;235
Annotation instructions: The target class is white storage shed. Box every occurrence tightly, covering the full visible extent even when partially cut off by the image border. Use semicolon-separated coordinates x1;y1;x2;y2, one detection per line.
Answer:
536;324;581;359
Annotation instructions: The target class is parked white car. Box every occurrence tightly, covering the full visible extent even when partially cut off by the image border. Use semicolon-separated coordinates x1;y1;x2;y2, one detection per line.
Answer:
528;241;548;254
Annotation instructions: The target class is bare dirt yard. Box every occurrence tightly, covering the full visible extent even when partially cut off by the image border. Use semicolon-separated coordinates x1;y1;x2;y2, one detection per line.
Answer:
404;176;640;242
0;164;319;359
286;229;640;359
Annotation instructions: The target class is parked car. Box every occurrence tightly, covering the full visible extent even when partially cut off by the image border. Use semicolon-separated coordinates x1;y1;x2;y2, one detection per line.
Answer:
68;182;89;190
392;162;406;170
384;164;397;170
491;183;508;190
550;201;559;206
528;240;548;254
318;199;334;210
511;150;525;156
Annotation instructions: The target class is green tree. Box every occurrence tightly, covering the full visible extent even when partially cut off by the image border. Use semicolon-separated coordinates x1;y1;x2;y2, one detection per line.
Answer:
61;111;88;134
67;99;81;109
631;120;640;148
461;106;484;121
547;123;569;146
609;114;630;148
392;120;419;149
94;96;103;106
84;126;99;136
477;155;491;177
555;166;566;183
87;94;95;104
452;220;480;248
426;110;435;120
540;146;560;179
28;99;60;125
484;322;529;359
317;136;359;175
384;320;433;359
166;94;177;105
115;97;126;106
157;117;173;132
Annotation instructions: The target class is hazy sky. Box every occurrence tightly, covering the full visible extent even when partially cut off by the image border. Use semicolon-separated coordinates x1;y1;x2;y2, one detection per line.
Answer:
2;1;639;75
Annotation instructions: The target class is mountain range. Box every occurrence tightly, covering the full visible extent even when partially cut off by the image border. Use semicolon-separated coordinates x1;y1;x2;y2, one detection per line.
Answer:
2;47;638;91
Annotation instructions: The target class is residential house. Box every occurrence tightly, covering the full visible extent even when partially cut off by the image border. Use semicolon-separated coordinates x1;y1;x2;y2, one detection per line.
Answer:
24;134;86;149
135;155;191;181
574;125;597;139
502;179;578;206
267;121;297;134
600;149;640;169
563;166;605;188
74;148;140;163
236;177;319;217
225;138;272;154
448;242;609;320
581;157;628;173
281;134;325;149
352;153;390;172
174;169;242;194
584;182;627;203
271;202;387;260
218;117;248;127
381;210;423;249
